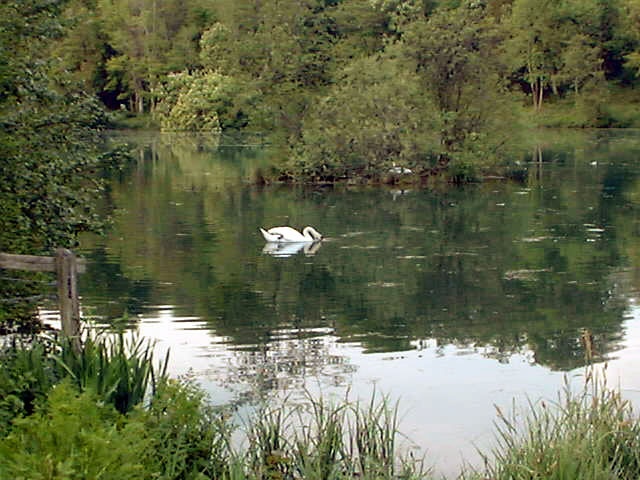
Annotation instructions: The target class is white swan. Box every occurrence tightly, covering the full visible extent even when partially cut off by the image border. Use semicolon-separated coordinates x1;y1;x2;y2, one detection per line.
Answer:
260;226;322;243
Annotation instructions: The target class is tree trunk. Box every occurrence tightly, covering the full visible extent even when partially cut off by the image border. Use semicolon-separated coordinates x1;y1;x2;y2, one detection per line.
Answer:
137;90;144;114
531;78;544;112
536;78;544;111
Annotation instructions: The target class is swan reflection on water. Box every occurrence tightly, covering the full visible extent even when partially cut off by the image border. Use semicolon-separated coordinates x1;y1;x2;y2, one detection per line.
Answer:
262;241;323;257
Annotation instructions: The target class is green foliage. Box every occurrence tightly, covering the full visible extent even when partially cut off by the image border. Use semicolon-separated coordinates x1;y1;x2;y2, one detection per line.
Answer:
54;331;169;414
199;23;234;72
401;1;517;167
155;70;250;132
293;397;348;479
248;406;295;479
291;0;518;182
208;0;342;139
0;90;109;251
5;332;640;480
520;82;640;128
0;381;150;480
291;54;439;182
349;393;401;478
504;0;613;112
246;393;426;479
0;333;425;479
0;336;59;436
0;0;110;253
0;330;168;438
0;371;235;480
20;0;639;182
0;0;129;331
133;379;234;479
91;0;212;113
622;0;640;79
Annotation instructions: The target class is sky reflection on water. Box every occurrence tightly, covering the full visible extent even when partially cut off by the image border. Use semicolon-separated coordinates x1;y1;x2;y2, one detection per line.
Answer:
88;299;639;478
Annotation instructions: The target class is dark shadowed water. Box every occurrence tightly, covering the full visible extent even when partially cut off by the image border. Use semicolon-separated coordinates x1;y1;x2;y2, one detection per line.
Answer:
68;130;640;477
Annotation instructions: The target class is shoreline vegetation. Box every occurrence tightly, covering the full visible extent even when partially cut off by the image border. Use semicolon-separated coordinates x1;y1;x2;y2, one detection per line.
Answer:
6;0;640;185
1;332;639;479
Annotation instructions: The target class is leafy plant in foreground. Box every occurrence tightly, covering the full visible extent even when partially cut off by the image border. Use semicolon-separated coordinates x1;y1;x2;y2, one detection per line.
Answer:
248;404;295;479
0;335;59;435
135;378;234;479
53;330;169;414
0;381;150;479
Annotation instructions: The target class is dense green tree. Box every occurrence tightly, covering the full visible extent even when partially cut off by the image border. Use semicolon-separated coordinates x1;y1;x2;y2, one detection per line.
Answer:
0;0;111;253
289;0;521;181
400;1;516;174
155;70;251;131
622;0;640;79
97;0;168;112
330;0;392;57
52;1;112;102
503;0;609;110
503;0;563;110
205;0;341;138
0;0;123;331
291;54;438;181
82;0;213;113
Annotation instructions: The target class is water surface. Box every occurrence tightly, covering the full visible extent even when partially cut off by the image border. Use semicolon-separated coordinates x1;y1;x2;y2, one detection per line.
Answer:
74;130;640;477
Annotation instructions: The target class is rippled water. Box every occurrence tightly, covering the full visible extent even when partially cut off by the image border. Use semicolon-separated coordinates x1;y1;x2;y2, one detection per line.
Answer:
69;130;640;477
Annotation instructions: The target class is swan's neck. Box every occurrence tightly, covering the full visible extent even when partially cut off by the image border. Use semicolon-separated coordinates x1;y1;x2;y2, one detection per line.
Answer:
303;226;321;240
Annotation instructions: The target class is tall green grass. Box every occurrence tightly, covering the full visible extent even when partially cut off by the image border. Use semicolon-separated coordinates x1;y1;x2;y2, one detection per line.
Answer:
471;369;640;480
245;392;426;480
54;331;169;413
293;396;348;479
0;330;169;424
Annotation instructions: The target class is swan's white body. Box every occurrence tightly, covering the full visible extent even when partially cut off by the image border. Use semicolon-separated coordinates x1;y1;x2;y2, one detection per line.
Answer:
260;226;322;243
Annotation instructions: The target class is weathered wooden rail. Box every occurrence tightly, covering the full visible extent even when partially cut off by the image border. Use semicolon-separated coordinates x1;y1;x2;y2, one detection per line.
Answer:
0;248;85;349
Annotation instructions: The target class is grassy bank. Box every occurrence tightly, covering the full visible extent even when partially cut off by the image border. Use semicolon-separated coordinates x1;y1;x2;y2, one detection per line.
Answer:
1;333;639;479
468;372;640;479
525;89;640;129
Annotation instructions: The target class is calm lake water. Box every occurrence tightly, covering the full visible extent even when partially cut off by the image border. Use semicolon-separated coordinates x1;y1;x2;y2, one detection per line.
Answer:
71;130;640;477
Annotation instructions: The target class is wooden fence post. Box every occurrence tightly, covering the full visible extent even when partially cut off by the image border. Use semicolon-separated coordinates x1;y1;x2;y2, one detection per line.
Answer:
55;248;81;351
